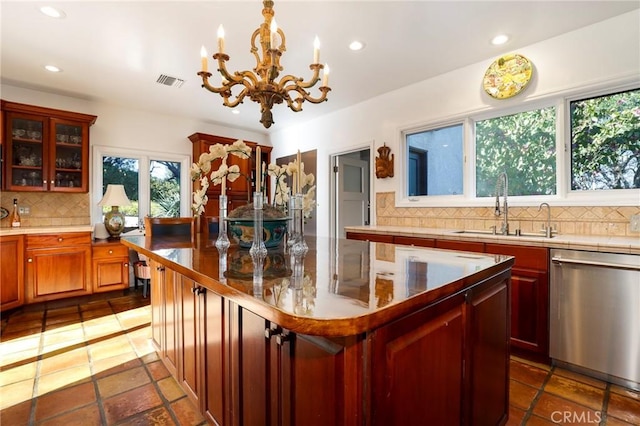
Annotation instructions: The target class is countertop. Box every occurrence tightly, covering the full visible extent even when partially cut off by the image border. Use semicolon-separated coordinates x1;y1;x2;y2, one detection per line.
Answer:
344;225;640;255
0;225;93;236
120;234;514;336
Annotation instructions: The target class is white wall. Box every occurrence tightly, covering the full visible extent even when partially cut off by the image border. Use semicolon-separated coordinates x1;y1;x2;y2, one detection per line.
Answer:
269;10;640;237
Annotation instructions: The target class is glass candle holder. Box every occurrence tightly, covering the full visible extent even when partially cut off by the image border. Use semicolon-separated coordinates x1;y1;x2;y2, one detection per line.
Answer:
249;192;267;260
290;193;308;257
215;194;230;251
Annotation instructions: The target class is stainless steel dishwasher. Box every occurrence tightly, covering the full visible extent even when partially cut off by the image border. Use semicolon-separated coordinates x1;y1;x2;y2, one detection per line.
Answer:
550;249;640;391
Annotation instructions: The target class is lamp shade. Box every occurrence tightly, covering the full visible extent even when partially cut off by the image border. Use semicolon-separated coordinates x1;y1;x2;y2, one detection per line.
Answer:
98;184;131;207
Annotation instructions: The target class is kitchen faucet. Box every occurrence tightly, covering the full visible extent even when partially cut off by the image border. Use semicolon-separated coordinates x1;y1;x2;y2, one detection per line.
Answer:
494;172;509;235
538;202;552;238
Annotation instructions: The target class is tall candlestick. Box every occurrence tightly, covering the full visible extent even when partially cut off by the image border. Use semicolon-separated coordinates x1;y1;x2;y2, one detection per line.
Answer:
217;25;225;53
221;175;226;194
261;161;266;195
313;36;320;64
256;146;261;191
200;46;208;72
296;150;302;193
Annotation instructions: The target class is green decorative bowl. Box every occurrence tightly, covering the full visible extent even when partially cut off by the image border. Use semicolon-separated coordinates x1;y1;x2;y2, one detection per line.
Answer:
226;218;288;249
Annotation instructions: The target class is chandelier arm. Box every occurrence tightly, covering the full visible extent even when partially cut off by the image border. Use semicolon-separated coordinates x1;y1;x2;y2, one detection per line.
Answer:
199;72;228;94
296;87;331;104
221;88;249;108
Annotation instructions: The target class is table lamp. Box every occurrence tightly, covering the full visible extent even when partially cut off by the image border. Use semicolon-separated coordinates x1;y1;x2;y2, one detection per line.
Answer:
98;184;131;238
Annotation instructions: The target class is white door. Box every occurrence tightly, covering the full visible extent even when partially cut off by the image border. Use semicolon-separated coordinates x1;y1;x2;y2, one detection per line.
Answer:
336;155;369;238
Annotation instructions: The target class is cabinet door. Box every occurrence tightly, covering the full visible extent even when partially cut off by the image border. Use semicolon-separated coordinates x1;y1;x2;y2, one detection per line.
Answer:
229;305;270;425
180;276;203;407
203;289;225;425
92;257;129;292
510;267;549;357
0;235;25;311
288;334;361;426
485;243;549;361
370;295;465;425
26;245;92;302
467;277;510;426
163;269;180;378
149;259;164;351
5;112;48;192
49;118;89;192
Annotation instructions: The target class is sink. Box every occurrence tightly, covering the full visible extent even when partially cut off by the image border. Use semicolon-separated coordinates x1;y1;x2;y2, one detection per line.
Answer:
452;230;552;238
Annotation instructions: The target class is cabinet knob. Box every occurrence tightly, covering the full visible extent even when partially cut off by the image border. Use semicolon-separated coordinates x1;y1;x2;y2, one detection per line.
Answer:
28;258;33;263
108;250;113;254
196;286;206;295
50;180;54;185
276;331;290;346
58;237;63;242
124;263;129;267
156;266;165;272
44;180;48;184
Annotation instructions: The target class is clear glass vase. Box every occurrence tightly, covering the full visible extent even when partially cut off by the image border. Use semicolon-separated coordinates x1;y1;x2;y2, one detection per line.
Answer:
290;193;308;257
215;194;230;251
249;192;267;260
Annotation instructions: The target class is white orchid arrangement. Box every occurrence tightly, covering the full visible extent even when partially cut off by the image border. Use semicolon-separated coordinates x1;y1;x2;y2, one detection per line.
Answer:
267;161;316;218
190;139;316;219
190;140;251;216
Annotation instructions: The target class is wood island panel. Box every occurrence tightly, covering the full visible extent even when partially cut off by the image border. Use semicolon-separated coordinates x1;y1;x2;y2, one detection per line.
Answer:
121;235;513;425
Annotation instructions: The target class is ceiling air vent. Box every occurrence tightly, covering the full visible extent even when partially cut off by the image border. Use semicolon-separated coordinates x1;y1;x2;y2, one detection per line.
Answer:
156;74;185;88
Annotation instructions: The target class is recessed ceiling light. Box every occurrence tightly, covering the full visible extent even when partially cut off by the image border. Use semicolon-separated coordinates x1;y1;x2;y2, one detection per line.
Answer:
231;109;240;115
349;41;365;51
491;34;509;45
40;6;66;19
44;65;62;73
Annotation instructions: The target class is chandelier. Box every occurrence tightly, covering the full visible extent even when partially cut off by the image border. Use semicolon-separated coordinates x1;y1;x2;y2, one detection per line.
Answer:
198;0;331;129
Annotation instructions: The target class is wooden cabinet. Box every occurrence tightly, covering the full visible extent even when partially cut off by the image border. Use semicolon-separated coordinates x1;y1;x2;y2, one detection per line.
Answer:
189;132;272;231
148;259;180;377
1;101;97;193
231;304;360;426
370;274;509;425
25;232;92;303
0;235;25;311
485;243;549;362
92;240;129;293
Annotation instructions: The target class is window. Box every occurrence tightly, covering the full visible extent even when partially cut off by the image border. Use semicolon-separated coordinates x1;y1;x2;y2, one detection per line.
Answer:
570;88;640;191
405;124;463;196
475;107;556;197
400;85;639;207
94;146;190;231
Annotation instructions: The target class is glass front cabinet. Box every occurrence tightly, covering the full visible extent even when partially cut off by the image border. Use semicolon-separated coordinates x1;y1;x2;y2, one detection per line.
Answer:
2;101;97;192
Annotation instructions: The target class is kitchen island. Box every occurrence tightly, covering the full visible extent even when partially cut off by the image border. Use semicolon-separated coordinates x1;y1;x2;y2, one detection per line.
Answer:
121;234;514;426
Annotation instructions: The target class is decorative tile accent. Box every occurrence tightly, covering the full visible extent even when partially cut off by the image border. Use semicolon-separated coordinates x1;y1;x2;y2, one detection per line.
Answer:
376;192;640;237
0;191;90;228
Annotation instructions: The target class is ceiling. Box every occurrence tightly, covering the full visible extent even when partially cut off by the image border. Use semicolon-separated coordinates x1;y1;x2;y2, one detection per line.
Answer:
1;1;638;134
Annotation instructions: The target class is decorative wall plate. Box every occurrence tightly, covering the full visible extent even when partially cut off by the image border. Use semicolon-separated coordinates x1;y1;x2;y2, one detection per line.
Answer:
483;53;533;99
0;207;8;220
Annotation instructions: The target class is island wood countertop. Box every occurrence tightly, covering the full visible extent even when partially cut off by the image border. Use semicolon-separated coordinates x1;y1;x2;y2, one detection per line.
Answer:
0;225;93;236
120;234;514;337
344;225;640;255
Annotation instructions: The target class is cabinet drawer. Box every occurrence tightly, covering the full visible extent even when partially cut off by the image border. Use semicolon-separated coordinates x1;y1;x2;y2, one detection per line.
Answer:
26;232;91;248
93;243;128;259
485;244;549;271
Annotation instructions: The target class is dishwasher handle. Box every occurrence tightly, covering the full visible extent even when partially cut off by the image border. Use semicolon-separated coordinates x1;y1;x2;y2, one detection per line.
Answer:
551;256;640;271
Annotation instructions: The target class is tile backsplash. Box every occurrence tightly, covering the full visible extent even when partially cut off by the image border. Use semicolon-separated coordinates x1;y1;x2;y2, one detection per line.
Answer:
376;192;640;237
0;191;90;228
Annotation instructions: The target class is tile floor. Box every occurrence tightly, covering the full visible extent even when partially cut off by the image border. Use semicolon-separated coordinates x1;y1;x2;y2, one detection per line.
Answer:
1;289;639;425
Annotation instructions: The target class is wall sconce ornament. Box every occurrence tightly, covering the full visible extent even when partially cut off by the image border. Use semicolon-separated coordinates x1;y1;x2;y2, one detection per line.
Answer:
375;143;394;179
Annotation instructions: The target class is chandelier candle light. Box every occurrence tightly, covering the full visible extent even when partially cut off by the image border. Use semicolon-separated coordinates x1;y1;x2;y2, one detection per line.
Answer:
198;0;331;128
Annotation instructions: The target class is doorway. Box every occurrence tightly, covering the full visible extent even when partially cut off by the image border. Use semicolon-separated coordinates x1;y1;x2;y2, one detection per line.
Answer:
331;148;371;239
